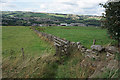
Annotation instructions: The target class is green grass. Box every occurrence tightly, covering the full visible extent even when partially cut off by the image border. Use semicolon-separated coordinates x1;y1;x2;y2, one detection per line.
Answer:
48;14;66;18
84;17;101;20
55;51;95;78
2;26;56;78
2;11;55;19
2;26;55;58
38;26;115;48
2;26;118;78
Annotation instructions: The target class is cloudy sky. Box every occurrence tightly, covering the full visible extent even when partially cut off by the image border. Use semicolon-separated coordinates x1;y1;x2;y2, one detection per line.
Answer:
1;0;108;15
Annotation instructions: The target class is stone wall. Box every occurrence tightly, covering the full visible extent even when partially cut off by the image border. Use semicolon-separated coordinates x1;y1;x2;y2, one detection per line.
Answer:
32;27;119;57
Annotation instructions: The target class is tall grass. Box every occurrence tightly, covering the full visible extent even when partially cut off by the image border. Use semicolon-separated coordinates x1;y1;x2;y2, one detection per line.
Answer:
2;26;56;78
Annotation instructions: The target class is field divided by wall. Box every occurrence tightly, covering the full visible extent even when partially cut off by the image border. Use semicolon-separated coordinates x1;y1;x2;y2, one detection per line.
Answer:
2;26;119;78
36;26;116;48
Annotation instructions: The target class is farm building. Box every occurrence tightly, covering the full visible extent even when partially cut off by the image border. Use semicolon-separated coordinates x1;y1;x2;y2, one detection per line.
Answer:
60;23;68;26
70;23;86;26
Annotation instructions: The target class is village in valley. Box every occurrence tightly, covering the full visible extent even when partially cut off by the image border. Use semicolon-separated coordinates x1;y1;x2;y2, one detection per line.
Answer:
2;11;102;27
1;0;120;79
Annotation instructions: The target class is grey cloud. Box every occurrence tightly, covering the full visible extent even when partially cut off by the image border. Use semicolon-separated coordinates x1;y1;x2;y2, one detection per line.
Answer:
82;5;98;10
0;1;7;3
62;2;78;6
1;0;106;16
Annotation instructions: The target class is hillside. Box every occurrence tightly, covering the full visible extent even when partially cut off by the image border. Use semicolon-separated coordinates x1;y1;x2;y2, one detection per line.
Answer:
2;26;119;78
2;11;101;26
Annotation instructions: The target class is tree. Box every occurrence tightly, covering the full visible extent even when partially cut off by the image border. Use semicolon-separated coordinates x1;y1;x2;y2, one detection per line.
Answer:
100;1;120;52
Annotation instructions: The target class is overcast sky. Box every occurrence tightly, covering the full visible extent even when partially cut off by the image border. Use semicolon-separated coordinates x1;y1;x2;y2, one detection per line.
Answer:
1;0;108;15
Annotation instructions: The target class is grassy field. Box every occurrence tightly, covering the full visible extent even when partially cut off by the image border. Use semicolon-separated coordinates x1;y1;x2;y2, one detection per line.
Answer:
2;26;118;78
2;26;55;58
2;26;57;78
38;26;116;48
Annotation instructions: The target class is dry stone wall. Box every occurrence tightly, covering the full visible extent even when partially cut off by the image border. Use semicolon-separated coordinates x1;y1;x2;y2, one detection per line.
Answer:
32;27;119;57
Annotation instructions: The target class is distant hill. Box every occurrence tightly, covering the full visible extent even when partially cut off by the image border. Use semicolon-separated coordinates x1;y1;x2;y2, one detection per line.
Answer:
2;11;102;26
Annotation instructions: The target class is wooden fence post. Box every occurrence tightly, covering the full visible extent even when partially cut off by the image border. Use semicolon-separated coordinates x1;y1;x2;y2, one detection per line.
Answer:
21;48;24;60
93;39;96;45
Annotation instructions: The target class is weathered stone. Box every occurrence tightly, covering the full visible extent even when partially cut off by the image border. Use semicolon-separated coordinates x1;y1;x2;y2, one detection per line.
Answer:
86;54;91;58
71;42;76;47
77;42;81;45
91;45;104;52
91;51;97;54
62;50;65;53
105;46;118;53
86;49;92;53
84;52;89;54
77;45;83;50
106;52;112;57
81;48;87;52
76;42;81;50
71;42;75;44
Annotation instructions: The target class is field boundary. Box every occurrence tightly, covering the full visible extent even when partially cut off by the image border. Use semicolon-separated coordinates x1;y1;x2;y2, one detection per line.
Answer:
32;27;81;56
31;27;119;56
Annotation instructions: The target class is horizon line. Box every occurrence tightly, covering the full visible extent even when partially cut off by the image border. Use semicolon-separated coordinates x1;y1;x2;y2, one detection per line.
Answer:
1;10;101;16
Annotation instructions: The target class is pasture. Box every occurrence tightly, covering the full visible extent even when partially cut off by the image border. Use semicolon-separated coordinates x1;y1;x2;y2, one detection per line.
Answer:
2;26;57;78
2;26;55;58
2;26;118;78
38;26;116;48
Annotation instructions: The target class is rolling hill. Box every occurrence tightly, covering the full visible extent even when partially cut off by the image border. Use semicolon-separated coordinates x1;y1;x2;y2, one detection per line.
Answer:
2;11;102;26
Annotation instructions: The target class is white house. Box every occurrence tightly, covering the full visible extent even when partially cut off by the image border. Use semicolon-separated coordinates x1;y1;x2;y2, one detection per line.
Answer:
60;23;68;26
